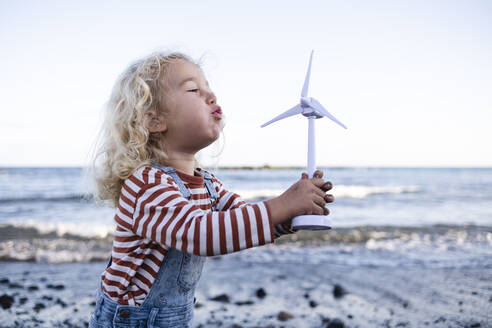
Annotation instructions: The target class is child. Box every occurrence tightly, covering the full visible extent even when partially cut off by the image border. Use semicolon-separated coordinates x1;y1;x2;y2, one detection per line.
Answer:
89;51;334;328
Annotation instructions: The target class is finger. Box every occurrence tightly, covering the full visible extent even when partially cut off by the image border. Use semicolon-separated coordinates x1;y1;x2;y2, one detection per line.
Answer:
323;207;330;215
325;194;334;203
313;170;323;179
310;177;327;188
301;172;308;180
320;181;333;192
313;195;327;213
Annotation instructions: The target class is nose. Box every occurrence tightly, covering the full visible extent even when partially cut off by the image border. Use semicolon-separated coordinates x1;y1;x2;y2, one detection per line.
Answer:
206;91;216;105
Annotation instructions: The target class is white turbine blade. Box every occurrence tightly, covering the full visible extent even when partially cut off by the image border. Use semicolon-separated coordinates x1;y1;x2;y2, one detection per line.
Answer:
261;104;303;128
301;50;314;98
311;98;347;129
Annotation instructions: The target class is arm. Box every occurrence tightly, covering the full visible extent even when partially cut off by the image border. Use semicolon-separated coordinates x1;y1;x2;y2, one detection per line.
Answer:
128;171;274;257
211;176;295;239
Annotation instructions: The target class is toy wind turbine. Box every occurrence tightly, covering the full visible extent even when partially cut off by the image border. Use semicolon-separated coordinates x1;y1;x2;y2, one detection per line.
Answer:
261;50;347;230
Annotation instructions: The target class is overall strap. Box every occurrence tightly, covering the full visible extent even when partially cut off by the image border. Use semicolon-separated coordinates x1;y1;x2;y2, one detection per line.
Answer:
150;163;191;199
196;169;219;210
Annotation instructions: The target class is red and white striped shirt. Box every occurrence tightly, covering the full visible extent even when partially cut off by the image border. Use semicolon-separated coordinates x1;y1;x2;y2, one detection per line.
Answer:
101;166;294;305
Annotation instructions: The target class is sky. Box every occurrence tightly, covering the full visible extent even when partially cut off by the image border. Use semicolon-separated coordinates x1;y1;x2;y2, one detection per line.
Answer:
1;0;491;167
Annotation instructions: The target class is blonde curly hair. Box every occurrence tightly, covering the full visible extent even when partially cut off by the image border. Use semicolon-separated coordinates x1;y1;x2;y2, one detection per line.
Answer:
92;51;197;206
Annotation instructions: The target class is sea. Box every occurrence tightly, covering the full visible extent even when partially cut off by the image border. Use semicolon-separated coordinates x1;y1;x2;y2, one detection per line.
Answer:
1;167;491;269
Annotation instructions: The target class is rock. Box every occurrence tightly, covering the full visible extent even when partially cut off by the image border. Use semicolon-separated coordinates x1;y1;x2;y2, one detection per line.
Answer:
347;314;353;319
255;288;267;299
402;301;409;308
19;297;28;305
0;278;9;284
434;317;446;324
234;300;254;306
333;284;347;299
0;294;14;310
56;298;67;308
27;285;39;291
42;295;53;301
210;294;230;303
194;302;204;308
277;311;294;321
47;284;65;290
230;325;243;328
469;323;481;328
309;300;318;308
33;303;46;312
8;282;23;289
326;318;345;328
304;293;310;299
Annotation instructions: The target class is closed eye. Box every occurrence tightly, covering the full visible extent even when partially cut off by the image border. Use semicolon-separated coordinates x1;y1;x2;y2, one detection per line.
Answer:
187;89;199;93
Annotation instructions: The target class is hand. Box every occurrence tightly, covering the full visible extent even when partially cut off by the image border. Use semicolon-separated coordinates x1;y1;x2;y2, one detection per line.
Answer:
267;170;334;225
301;170;334;215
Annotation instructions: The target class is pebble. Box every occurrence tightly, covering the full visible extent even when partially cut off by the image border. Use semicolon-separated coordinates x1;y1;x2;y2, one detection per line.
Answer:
0;294;14;310
33;303;46;312
27;285;39;291
333;284;347;298
209;294;230;303
255;288;267;299
47;284;65;290
326;318;345;328
309;300;318;308
277;311;294;321
234;300;254;306
56;298;67;308
8;282;23;289
0;278;9;284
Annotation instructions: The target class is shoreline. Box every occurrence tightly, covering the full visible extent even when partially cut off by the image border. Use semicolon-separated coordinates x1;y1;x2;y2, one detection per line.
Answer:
0;245;491;328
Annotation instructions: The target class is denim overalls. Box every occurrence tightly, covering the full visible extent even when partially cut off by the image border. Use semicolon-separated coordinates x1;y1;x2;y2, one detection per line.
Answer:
90;165;218;328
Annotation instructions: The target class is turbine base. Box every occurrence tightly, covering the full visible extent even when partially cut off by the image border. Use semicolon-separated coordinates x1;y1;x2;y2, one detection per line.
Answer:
291;215;332;231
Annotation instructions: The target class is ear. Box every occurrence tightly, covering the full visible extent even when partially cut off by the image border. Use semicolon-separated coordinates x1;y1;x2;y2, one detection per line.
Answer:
143;110;167;133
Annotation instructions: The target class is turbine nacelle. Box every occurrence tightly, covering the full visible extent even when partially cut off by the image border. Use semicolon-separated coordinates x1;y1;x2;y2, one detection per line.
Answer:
300;96;311;108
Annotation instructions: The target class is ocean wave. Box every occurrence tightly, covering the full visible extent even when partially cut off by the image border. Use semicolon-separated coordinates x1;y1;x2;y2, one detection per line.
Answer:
0;194;91;204
236;185;421;201
1;223;490;263
0;221;114;240
0;185;420;204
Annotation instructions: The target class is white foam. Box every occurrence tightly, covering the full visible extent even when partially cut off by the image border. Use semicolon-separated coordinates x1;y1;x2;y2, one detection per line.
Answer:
8;220;115;238
235;185;421;200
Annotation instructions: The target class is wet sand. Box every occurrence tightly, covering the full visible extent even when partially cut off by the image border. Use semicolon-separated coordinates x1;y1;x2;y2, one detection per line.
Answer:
0;247;490;328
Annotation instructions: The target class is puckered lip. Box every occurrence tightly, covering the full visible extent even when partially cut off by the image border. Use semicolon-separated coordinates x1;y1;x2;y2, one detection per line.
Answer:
211;106;222;118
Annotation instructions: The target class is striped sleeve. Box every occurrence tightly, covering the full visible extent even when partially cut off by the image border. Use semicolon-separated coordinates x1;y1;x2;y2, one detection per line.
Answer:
210;172;296;239
131;169;275;256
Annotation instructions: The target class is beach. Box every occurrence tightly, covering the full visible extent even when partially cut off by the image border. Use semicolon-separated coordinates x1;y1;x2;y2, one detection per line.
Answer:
1;225;491;328
1;167;491;327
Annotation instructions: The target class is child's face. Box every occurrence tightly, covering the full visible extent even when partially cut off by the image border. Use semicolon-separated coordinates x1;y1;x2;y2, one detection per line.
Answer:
162;60;223;153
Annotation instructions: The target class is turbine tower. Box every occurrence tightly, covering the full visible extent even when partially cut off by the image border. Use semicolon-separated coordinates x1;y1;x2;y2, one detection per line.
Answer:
261;50;347;230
